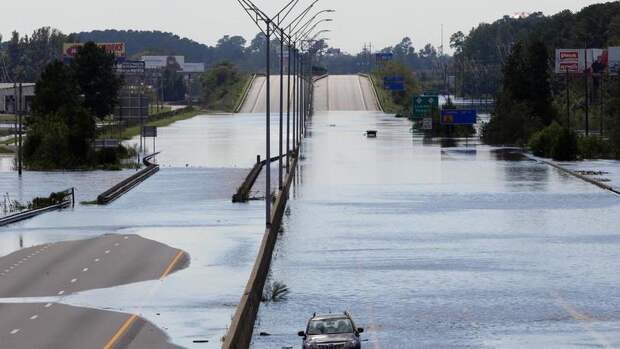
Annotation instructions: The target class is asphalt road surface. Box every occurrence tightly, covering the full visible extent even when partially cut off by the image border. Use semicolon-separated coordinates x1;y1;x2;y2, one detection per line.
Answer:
0;234;188;348
239;75;290;114
240;75;379;113
314;75;380;112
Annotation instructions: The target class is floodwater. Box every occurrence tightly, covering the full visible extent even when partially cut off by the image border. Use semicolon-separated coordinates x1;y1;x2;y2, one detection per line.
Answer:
0;112;287;348
252;111;620;348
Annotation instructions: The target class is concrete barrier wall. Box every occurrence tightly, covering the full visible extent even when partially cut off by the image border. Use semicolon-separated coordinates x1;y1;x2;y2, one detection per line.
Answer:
222;152;299;349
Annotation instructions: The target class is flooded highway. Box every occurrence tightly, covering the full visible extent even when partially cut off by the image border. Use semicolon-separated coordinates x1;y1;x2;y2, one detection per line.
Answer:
252;111;620;348
0;112;284;348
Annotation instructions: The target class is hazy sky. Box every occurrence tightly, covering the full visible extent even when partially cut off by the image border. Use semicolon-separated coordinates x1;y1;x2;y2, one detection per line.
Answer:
0;0;604;54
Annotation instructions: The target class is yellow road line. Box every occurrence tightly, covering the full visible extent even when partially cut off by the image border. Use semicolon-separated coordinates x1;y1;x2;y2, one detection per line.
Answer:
551;291;612;348
160;250;184;279
102;314;138;349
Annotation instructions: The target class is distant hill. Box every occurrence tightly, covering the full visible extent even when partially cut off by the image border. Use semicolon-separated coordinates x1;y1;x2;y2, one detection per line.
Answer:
75;30;212;62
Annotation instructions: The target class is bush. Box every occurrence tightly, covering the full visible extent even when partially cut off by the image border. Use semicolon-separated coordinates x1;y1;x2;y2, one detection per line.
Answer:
528;122;577;161
552;128;578;161
528;122;562;157
578;136;611;159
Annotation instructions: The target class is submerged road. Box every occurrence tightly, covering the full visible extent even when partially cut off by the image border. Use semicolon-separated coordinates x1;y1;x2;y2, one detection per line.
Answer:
252;110;620;348
0;234;187;348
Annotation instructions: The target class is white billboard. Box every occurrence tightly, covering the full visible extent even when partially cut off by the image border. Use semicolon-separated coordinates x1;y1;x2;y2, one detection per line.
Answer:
182;63;205;73
142;56;185;70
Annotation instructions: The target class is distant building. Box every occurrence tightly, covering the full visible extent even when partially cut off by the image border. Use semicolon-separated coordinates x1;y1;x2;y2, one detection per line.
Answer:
0;83;35;114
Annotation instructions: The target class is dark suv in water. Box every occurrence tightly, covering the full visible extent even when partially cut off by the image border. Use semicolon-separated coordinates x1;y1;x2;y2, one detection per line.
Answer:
298;312;364;349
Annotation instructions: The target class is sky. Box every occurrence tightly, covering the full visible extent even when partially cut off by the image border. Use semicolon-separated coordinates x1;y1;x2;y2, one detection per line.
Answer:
0;0;605;54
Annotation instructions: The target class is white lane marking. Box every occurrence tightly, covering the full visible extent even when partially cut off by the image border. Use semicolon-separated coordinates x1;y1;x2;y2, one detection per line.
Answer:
4;269;9;272
57;290;65;295
82;268;89;272
29;315;38;320
124;236;129;240
44;303;53;308
104;250;110;254
114;243;120;247
70;278;77;283
10;329;20;335
94;258;100;263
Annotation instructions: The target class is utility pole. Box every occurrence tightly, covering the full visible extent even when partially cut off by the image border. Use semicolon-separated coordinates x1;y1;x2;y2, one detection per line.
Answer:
584;44;589;136
566;70;571;131
279;30;284;190
18;83;23;176
266;21;272;226
600;74;604;137
286;40;292;170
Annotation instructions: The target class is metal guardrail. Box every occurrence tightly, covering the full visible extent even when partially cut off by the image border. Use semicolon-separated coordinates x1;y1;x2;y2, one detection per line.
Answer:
234;74;258;113
0;188;75;227
96;153;160;205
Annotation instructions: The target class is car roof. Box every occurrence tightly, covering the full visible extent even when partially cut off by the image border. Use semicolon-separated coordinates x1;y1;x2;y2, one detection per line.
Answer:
311;314;350;321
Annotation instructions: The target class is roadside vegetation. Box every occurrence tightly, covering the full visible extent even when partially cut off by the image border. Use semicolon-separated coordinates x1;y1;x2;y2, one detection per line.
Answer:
370;61;421;114
450;2;620;160
24;42;130;170
101;108;202;140
201;62;251;112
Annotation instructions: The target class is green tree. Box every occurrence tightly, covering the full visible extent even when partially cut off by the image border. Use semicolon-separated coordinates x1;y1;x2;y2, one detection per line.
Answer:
31;61;79;116
72;42;122;119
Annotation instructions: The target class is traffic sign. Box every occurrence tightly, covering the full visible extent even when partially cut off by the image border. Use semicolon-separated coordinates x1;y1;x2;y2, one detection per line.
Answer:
440;110;477;125
141;126;158;138
412;95;438;119
376;53;393;63
384;76;405;91
422;118;433;130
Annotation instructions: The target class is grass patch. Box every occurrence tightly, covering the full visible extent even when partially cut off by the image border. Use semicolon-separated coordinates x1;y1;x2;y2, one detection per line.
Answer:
0;145;14;154
0;137;16;145
206;73;251;112
369;74;401;114
0;114;16;122
114;109;202;140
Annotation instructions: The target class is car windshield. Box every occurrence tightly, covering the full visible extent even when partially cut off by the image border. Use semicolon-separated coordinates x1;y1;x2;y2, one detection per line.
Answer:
307;318;354;335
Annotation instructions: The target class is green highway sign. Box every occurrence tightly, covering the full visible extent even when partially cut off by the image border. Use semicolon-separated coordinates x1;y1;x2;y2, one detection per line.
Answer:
413;95;439;119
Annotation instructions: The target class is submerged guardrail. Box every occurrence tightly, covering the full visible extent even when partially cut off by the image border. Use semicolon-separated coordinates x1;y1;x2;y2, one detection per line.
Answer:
0;188;75;227
223;150;299;349
96;152;160;205
232;153;289;203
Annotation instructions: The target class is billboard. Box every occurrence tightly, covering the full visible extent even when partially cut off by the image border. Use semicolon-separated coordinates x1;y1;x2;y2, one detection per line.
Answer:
142;56;185;70
63;43;126;59
115;61;146;75
182;63;205;73
555;49;607;74
440;110;477;125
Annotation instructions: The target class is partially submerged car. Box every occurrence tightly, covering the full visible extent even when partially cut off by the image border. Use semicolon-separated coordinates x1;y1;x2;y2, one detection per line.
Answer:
298;312;364;349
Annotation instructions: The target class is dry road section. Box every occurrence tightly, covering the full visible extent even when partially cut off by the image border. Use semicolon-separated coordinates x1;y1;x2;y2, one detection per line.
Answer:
0;234;188;348
239;74;380;113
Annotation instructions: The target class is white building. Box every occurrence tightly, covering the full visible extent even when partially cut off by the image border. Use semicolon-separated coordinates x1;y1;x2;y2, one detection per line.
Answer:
0;83;35;114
